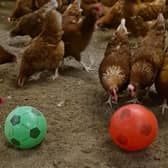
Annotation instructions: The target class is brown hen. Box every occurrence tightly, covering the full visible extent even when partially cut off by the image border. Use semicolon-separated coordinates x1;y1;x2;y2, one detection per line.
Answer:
96;0;166;34
10;0;55;21
96;0;124;28
17;9;64;87
128;13;166;103
124;0;166;20
126;15;155;37
63;1;103;71
10;0;57;38
99;19;130;107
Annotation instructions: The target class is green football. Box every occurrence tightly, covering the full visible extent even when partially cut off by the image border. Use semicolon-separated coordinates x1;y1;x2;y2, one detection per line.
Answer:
4;106;47;149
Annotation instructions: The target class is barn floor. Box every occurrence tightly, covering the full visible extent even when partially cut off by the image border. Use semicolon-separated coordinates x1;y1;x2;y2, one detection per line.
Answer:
0;1;168;168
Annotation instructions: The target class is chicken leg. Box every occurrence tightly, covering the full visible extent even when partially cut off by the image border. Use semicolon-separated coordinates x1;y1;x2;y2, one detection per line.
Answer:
52;68;59;80
141;87;151;100
80;61;94;72
161;99;168;115
80;53;95;72
29;72;42;81
126;97;141;104
105;93;117;109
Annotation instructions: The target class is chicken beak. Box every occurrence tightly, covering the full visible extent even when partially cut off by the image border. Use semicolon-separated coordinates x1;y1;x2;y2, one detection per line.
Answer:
94;3;103;18
128;84;136;97
111;88;118;102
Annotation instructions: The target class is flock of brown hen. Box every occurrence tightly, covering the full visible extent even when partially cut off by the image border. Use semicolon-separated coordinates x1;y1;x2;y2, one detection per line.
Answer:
1;0;168;114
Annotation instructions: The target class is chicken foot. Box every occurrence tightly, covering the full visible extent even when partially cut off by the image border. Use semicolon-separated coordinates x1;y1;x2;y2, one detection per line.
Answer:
105;93;117;109
52;68;59;80
161;99;168;115
29;72;42;81
80;61;95;72
126;97;141;104
80;54;95;72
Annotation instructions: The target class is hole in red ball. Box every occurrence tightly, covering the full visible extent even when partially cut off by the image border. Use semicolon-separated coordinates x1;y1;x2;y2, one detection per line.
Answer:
120;109;131;120
116;134;128;145
140;123;152;136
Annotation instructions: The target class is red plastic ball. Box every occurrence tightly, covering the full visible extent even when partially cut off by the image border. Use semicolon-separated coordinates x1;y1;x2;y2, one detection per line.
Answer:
109;104;158;151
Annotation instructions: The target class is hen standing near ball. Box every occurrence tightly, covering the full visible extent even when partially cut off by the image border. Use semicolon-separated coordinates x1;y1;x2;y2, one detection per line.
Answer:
99;18;131;108
128;13;166;103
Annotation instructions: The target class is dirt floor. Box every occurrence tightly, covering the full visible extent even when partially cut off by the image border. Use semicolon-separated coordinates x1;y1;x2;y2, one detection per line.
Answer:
0;1;168;168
